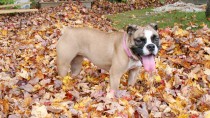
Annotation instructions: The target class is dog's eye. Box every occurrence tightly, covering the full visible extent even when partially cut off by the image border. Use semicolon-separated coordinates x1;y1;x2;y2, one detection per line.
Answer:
154;37;159;41
135;37;146;45
140;37;146;41
135;40;142;43
135;39;143;44
152;35;159;42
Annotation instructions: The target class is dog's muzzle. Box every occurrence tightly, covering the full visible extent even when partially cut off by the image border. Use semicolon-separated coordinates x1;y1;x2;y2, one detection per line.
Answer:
131;45;157;72
146;44;155;52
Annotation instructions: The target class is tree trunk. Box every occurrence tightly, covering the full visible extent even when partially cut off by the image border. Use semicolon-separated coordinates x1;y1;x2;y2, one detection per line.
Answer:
206;0;210;18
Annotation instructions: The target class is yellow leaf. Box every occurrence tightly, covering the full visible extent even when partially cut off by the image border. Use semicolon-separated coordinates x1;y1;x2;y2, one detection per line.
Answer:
18;68;30;80
204;68;210;75
204;55;210;60
1;29;7;36
177;114;189;118
131;14;136;18
188;72;198;80
163;93;176;103
12;85;18;89
128;106;135;116
82;59;91;67
36;55;44;62
204;111;210;118
74;97;92;110
161;43;169;50
174;28;189;37
119;98;129;106
87;76;100;84
154;75;161;82
62;76;74;91
34;84;41;90
62;76;72;85
143;95;151;102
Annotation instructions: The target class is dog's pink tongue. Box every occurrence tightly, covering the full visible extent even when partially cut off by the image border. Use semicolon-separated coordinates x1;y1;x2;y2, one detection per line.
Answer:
142;55;156;72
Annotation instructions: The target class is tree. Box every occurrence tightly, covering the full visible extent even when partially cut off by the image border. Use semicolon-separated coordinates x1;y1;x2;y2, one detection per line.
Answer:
206;0;210;19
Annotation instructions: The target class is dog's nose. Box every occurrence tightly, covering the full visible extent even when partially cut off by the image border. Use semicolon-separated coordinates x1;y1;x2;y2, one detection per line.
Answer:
146;44;155;52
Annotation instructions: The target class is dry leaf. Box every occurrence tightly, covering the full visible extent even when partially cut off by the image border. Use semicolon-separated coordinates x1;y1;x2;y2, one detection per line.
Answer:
31;105;48;118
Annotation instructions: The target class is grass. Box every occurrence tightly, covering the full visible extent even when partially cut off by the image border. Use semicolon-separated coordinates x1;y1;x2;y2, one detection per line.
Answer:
106;8;210;29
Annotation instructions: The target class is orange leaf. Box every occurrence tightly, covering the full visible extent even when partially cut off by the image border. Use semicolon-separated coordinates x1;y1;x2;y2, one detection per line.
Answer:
36;70;45;79
0;99;9;114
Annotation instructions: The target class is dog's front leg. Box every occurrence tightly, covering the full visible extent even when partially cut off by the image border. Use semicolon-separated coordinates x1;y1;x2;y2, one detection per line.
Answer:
128;67;140;86
109;65;126;91
109;72;123;91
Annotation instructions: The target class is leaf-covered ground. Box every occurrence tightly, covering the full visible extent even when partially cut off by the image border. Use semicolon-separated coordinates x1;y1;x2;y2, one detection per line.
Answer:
0;1;210;118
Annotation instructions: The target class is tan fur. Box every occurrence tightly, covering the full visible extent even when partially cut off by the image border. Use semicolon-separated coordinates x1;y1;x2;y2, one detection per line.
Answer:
56;26;155;91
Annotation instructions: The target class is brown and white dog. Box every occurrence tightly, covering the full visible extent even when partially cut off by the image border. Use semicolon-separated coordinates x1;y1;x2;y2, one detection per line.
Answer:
56;24;160;91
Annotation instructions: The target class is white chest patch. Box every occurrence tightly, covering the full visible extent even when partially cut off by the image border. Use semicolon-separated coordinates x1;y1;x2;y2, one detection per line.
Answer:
127;59;142;70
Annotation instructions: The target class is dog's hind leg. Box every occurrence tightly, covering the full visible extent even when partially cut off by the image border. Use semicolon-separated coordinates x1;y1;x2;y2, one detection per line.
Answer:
57;57;71;77
70;55;83;76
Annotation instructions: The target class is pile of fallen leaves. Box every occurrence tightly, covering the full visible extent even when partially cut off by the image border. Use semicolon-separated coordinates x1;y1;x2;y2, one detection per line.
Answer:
0;1;210;118
0;2;114;32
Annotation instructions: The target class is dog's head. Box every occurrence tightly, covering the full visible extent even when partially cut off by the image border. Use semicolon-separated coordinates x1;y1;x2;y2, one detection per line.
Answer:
127;23;160;72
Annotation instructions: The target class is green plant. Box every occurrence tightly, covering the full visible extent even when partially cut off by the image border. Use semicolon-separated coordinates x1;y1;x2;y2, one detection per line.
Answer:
121;0;127;3
0;0;14;5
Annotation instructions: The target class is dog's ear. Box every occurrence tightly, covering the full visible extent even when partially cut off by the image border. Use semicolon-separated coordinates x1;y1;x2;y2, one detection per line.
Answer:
127;25;138;35
149;23;158;30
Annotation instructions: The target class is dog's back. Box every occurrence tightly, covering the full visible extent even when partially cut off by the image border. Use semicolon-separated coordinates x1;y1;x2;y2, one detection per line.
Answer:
56;27;123;72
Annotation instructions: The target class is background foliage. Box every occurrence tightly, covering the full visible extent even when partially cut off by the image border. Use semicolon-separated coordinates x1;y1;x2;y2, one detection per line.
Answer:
0;0;14;5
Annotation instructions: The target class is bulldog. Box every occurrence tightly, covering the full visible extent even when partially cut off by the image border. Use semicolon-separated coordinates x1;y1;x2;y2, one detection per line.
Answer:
56;23;160;91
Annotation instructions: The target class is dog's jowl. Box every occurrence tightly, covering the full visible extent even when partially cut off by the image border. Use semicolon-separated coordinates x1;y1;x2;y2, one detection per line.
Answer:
56;23;160;91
